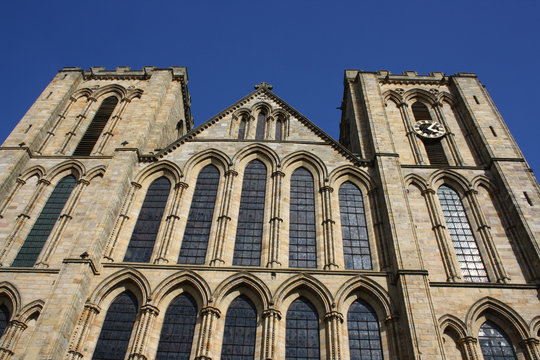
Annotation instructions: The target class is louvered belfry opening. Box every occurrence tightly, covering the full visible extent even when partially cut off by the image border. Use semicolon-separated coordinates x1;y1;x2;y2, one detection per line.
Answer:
423;139;449;165
412;101;432;121
73;96;118;156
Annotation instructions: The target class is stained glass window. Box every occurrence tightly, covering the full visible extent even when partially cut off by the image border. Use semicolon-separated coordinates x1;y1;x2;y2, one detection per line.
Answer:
92;291;138;360
124;177;171;263
12;175;77;267
479;321;517;360
155;293;197;359
289;167;317;268
233;160;266;266
178;165;220;264
437;185;488;282
255;110;266;140
0;304;10;338
348;299;383;359
73;96;118;156
220;295;257;360
339;182;372;270
286;297;320;359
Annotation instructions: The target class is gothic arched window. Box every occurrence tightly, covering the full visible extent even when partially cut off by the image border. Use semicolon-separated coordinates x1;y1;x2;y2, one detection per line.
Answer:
412;101;448;165
73;96;118;156
347;299;383;359
92;291;138;360
478;321;517;360
178;165;220;264
289;167;317;268
12;175;77;267
275;118;283;141
233;160;267;266
238;116;247;140
124;177;171;263
339;182;372;270
437;185;488;282
156;293;197;359
255;109;266;140
220;295;257;359
286;297;320;359
0;304;10;338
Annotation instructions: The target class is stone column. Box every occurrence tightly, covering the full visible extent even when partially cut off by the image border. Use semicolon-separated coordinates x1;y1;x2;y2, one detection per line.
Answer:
128;305;159;360
320;186;337;270
324;311;343;360
368;188;389;270
195;306;221;360
262;308;281;360
66;303;101;360
93;97;131;155
457;336;480;360
398;102;425;164
433;102;463;166
0;178;50;266
0;178;25;219
267;171;284;268
421;188;460;281
210;170;237;266
36;179;90;268
520;337;540;360
37;96;77;154
103;181;141;261
464;189;509;283
0;320;27;360
384;314;401;358
154;182;188;264
59;97;96;154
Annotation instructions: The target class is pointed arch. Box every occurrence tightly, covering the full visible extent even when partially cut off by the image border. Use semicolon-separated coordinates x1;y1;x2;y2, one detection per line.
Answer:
126;88;143;101
232;143;280;172
93;84;127;100
183;148;231;180
403;88;437;105
382;90;404;106
328;165;373;192
18;166;45;182
429;169;472;193
439;314;467;339
438;91;456;107
404;173;429;192
45;160;85;183
151;270;210;309
0;282;21;317
72;87;94;100
529;316;540;338
84;165;107;182
465;297;529;341
282;150;328;183
213;272;271;311
250;101;273;114
471;175;496;193
88;268;150;307
335;275;392;317
134;160;183;186
274;274;332;315
15;299;44;323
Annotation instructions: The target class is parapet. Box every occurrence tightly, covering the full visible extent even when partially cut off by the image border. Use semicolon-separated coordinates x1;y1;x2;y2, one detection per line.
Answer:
58;66;188;82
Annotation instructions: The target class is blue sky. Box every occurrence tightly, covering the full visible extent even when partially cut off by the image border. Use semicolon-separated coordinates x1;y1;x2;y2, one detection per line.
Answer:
1;1;538;173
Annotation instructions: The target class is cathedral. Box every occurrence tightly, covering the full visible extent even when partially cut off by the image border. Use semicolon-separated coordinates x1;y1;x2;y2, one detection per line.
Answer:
0;66;538;360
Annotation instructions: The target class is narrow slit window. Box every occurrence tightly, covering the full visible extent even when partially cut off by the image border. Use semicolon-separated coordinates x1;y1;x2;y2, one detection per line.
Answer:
289;167;317;268
178;165;220;264
73;96;118;156
347;299;383;360
124;177;171;263
220;295;257;359
12;175;77;267
238;116;247;140
156;293;197;359
339;182;372;270
233;160;267;266
275;119;283;141
438;185;488;282
478;321;517;360
255;110;266;140
92;291;138;360
286;297;320;359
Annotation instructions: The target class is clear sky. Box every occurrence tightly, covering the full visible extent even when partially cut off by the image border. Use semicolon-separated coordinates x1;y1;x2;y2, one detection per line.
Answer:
1;0;538;173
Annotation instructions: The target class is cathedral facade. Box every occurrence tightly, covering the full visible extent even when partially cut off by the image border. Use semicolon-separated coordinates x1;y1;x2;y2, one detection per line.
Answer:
0;66;538;359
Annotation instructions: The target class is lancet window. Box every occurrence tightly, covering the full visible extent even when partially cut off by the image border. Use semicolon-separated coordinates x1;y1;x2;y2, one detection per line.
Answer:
255;109;266;140
178;165;220;264
220;295;257;359
12;175;77;267
0;304;9;338
233;160;267;266
286;297;320;359
347;299;383;359
478;321;517;360
124;177;171;263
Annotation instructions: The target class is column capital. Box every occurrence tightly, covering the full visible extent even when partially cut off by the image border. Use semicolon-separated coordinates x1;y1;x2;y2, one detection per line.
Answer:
140;304;160;316
175;181;189;190
16;178;26;186
225;170;238;177
263;308;282;320
324;311;344;323
319;186;334;193
131;181;142;189
271;170;285;178
8;319;27;331
421;187;436;196
38;178;51;186
457;336;478;346
519;337;539;347
201;306;221;318
84;302;101;314
464;188;478;197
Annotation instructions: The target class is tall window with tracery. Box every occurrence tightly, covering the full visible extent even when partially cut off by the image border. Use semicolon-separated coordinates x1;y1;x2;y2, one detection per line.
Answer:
347;299;383;359
478;321;517;360
286;297;320;359
339;181;372;270
0;304;9;338
233;160;267;266
289;167;317;268
155;293;197;359
92;291;138;360
220;295;257;359
124;177;171;263
437;185;488;282
178;165;220;264
73;96;118;156
12;175;77;267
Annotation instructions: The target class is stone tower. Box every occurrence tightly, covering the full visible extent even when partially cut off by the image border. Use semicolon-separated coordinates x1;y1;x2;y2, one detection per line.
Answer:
0;67;537;360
